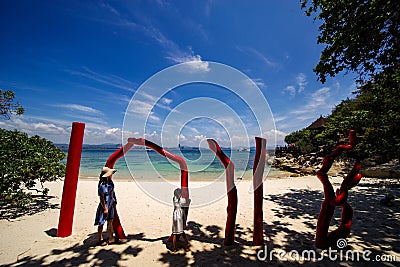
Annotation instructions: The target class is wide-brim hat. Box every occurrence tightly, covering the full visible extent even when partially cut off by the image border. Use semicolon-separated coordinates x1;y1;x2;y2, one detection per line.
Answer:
101;167;117;177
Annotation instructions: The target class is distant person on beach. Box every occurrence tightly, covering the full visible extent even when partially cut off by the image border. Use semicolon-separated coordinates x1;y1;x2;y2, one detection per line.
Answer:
94;167;117;246
171;188;189;252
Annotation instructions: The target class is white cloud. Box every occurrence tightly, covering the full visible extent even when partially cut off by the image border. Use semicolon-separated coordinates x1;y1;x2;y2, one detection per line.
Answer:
134;14;208;72
127;99;162;122
139;91;157;102
273;116;288;123
307;87;331;110
284;86;296;97
129;100;153;116
54;104;103;115
162;98;172;105
105;128;120;135
283;73;308;97
290;87;331;115
33;122;67;135
149;114;161;122
1;117;69;143
100;1;120;16
97;4;209;73
263;129;287;146
237;46;277;68
144;131;160;143
243;78;266;88
251;78;266;88
0;116;129;144
194;134;207;141
274;86;336;135
185;126;200;135
296;73;307;93
167;54;210;73
72;84;131;104
67;67;136;92
179;134;186;141
2;118;67;135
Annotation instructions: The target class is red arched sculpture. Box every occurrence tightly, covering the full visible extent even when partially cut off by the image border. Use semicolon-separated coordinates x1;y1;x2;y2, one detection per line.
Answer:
105;138;189;241
315;130;362;248
207;139;237;245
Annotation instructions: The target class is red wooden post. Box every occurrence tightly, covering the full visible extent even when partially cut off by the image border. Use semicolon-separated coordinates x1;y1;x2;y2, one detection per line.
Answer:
57;122;85;237
253;137;266;245
207;139;237;245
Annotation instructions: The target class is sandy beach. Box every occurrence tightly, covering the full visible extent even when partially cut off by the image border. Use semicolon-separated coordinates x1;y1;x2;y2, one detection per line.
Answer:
0;174;399;266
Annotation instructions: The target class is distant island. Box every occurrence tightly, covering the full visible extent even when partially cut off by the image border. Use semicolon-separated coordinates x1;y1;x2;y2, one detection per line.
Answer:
55;143;122;150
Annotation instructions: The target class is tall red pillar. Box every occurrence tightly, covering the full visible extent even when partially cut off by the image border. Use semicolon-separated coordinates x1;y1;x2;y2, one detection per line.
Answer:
57;122;85;237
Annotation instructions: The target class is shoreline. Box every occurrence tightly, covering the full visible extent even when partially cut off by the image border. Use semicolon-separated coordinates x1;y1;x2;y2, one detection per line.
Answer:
77;168;293;182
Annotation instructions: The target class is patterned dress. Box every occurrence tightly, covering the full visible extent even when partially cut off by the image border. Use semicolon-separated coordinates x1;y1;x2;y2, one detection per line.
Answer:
94;179;116;226
172;196;186;234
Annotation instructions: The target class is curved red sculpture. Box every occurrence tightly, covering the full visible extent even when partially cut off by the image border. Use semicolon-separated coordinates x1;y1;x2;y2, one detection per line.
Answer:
127;138;189;202
207;139;237;245
105;138;189;241
315;130;362;248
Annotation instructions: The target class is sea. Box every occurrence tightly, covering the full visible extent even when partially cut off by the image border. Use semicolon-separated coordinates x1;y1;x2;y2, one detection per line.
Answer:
63;148;282;182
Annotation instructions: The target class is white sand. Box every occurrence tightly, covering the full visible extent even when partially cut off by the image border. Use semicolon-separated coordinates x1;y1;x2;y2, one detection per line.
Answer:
0;176;399;266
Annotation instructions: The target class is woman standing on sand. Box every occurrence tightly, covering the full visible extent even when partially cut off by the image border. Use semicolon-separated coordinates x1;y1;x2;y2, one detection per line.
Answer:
172;188;189;252
94;167;117;246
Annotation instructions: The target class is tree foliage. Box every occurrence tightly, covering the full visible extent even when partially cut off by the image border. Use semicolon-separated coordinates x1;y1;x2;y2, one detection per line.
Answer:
0;129;66;206
0;89;24;119
284;129;316;153
301;0;400;83
285;68;400;162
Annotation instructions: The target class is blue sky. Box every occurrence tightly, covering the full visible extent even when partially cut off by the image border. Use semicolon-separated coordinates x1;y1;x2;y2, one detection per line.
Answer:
0;1;356;147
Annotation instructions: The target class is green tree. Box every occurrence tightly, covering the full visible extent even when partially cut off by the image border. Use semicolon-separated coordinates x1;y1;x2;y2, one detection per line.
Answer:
351;68;400;160
308;68;400;161
0;129;66;206
0;89;24;119
301;0;400;83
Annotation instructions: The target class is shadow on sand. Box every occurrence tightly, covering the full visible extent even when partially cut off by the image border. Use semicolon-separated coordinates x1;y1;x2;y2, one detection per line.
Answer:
0;194;59;220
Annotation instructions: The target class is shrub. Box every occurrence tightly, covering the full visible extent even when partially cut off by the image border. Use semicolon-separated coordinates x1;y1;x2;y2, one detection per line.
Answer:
0;129;66;206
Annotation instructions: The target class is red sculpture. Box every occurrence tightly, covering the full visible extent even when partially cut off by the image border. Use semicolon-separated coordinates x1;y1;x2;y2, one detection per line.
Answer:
57;122;85;238
207;139;237;245
104;142;134;239
126;138;189;202
315;130;362;248
105;138;189;241
253;137;266;245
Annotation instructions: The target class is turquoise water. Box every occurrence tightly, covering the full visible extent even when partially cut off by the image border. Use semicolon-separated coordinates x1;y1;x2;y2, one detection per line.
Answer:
70;148;278;181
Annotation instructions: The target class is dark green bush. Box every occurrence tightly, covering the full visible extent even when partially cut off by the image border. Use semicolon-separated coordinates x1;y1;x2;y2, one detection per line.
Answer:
0;129;66;206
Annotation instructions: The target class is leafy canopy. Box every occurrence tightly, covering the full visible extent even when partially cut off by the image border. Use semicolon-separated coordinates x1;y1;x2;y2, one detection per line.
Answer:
0;129;66;206
301;0;400;83
0;89;24;119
